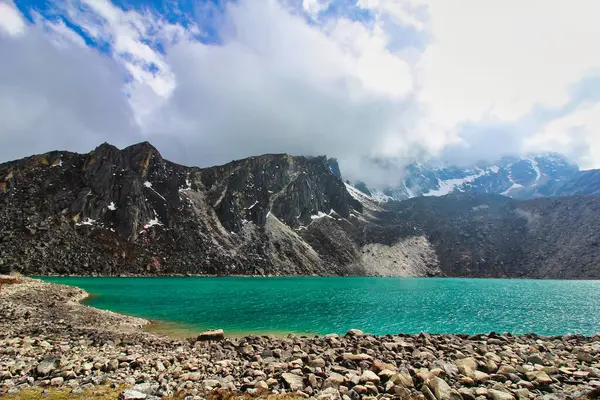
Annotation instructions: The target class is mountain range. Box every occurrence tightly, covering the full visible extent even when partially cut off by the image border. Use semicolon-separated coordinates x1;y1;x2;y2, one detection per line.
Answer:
1;143;599;279
354;153;600;201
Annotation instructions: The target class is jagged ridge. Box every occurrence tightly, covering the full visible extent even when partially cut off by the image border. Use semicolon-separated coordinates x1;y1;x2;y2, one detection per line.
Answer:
0;143;380;276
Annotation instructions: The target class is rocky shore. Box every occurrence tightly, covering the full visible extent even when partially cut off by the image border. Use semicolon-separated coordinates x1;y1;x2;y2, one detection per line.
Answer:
1;277;599;399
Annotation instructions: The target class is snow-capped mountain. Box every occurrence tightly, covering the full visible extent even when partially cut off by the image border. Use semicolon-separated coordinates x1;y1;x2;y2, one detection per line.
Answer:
353;153;600;201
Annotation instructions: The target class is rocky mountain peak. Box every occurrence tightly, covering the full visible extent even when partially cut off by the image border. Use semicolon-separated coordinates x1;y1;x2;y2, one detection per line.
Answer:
0;143;371;275
199;152;362;231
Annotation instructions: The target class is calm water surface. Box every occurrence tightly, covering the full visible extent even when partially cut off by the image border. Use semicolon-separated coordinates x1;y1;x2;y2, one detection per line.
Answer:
40;277;600;336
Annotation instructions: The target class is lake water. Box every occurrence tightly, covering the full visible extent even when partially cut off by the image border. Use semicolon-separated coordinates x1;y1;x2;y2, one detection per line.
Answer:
40;277;600;337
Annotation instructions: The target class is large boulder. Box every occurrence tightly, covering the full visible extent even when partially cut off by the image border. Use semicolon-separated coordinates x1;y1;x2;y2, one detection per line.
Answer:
346;329;365;337
488;389;515;400
426;377;462;400
360;370;381;384
36;356;62;376
119;389;147;400
196;329;224;341
282;373;305;391
455;357;478;378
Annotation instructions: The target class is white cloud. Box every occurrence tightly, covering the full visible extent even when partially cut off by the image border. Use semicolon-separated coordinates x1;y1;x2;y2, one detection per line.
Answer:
302;0;330;17
418;0;600;128
64;0;187;97
31;11;86;48
326;18;413;100
1;0;599;185
358;0;426;31
139;0;416;175
0;1;26;37
526;102;600;169
0;21;139;162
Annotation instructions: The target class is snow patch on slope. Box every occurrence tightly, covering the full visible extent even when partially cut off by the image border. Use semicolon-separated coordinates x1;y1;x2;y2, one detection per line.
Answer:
502;170;524;195
528;157;541;184
404;184;416;199
76;218;96;226
423;170;484;197
311;210;333;220
345;182;372;202
144;219;162;229
369;189;392;202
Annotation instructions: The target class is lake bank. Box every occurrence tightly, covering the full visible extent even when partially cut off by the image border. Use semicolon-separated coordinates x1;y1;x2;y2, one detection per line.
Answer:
1;276;599;400
40;276;600;337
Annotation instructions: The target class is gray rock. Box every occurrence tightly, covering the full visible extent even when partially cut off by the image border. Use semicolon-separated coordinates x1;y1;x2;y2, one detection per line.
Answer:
346;329;365;337
360;370;381;384
455;357;478;378
309;358;327;368
119;389;148;400
576;351;594;363
254;380;269;391
488;389;515;400
316;387;342;400
132;382;158;395
36;356;61;376
323;372;345;389
426;377;462;400
526;354;545;365
525;370;553;385
342;353;372;361
50;377;64;386
282;372;305;391
196;329;224;341
391;370;414;388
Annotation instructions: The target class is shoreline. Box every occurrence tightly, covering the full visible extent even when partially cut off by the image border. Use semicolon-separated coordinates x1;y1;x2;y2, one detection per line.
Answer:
1;276;599;399
36;273;600;281
143;319;318;340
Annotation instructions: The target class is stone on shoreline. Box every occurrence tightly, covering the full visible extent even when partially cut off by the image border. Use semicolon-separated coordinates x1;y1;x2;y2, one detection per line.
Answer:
196;329;224;341
346;329;365;337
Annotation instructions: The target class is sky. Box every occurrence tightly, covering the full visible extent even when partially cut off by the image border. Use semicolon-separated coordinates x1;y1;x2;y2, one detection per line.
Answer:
0;0;599;186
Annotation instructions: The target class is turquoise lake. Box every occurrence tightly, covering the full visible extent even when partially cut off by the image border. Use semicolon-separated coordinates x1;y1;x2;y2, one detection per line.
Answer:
40;277;600;337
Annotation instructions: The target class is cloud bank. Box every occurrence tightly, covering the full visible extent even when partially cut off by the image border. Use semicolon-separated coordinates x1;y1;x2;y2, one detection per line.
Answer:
0;0;599;186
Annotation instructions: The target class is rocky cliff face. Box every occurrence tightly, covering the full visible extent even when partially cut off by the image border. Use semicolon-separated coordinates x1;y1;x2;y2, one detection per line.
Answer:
0;142;378;276
1;143;599;278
